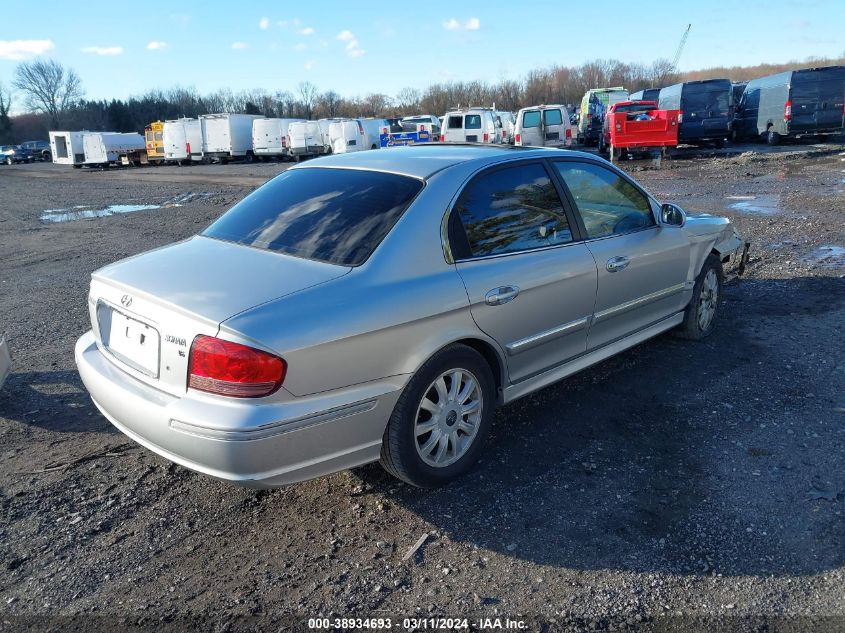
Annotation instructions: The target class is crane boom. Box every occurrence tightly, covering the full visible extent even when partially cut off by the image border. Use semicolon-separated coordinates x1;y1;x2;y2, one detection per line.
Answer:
672;24;692;72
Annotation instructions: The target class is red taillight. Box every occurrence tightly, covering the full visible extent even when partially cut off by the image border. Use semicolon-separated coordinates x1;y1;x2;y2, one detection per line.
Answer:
188;335;286;398
515;133;521;143
357;121;365;135
483;132;489;142
784;100;792;120
440;134;445;142
186;142;191;154
565;128;571;138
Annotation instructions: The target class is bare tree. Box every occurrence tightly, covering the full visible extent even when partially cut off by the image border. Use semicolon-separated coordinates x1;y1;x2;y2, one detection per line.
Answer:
12;59;84;127
319;90;342;117
395;87;421;115
298;81;318;119
0;81;12;143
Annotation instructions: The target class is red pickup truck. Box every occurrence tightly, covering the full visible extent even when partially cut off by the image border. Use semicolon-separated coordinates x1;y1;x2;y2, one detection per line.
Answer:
599;101;680;160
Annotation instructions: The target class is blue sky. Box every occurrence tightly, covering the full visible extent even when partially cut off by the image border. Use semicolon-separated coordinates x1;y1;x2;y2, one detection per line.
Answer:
1;0;843;105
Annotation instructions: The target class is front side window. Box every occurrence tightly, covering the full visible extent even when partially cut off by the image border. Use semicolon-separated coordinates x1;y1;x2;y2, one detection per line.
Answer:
553;162;654;239
522;111;541;128
203;168;423;266
464;114;482;129
543;109;563;125
453;163;573;258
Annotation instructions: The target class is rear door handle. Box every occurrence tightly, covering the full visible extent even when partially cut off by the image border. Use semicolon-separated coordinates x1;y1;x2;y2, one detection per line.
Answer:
606;256;630;273
485;286;520;306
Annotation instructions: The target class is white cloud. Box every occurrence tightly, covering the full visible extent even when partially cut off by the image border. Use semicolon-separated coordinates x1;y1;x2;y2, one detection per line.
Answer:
259;16;269;30
337;30;364;58
299;26;315;35
304;59;317;70
293;43;306;51
348;49;366;58
146;41;167;51
442;17;481;31
345;39;359;51
81;46;123;56
336;30;355;42
0;39;54;60
231;42;248;50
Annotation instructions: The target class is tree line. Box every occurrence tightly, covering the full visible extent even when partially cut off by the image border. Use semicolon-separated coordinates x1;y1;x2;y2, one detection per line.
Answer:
2;53;843;144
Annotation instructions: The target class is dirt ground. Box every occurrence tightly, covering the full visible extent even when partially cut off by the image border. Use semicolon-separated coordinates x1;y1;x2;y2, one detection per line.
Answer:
1;142;844;632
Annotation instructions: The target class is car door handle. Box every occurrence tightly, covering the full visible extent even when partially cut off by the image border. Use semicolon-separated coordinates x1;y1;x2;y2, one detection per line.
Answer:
606;256;630;273
485;286;520;306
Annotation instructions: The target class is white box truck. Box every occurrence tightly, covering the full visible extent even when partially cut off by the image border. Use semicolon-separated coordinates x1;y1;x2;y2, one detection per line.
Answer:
199;113;261;163
252;118;305;160
49;131;87;167
163;118;203;164
83;132;145;166
328;119;365;154
288;121;325;161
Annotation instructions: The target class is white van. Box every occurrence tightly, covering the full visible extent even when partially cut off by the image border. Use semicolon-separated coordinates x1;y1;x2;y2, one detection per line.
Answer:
329;119;365;154
358;118;390;150
199;113;261;163
441;109;501;143
288;121;324;160
514;105;572;148
163;118;203;164
496;111;516;144
252;118;305;160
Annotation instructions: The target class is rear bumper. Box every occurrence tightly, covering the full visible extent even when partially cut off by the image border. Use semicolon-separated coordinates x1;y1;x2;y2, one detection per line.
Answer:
75;331;405;487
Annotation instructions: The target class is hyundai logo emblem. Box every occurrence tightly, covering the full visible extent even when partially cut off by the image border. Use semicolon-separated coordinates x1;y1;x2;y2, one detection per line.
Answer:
120;294;133;307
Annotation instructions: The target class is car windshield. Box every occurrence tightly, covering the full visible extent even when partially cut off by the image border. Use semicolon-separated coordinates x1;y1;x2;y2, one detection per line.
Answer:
203;168;423;266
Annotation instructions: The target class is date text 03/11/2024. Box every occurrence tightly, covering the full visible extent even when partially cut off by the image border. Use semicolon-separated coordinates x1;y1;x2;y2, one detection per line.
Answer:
307;617;528;630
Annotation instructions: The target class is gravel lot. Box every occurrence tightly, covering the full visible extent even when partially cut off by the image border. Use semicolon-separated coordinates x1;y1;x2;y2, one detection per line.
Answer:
1;143;844;632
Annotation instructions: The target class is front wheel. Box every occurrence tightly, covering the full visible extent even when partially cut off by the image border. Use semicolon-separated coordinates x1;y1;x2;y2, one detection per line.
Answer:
380;344;495;487
676;254;723;340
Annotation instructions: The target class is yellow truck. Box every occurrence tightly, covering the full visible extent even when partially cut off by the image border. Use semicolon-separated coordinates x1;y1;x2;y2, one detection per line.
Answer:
144;121;165;161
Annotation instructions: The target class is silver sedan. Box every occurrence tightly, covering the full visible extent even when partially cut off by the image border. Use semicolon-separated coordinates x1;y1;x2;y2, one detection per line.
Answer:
75;145;744;488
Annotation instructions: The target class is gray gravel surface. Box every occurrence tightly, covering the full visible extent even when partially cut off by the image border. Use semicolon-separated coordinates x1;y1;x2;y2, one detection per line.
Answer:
0;145;844;632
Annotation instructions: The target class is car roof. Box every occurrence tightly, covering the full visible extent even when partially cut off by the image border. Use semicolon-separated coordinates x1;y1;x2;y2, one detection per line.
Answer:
293;144;595;180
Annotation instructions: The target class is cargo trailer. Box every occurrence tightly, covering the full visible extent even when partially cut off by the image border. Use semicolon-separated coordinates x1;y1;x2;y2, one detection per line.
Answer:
49;131;87;167
163;118;203;164
252;118;305;159
657;79;733;146
82;132;145;166
199;113;261;162
733;66;845;144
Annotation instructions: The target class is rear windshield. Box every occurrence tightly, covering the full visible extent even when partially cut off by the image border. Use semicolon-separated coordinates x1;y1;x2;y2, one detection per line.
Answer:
203;168;423;266
522;111;541;128
543;109;563;125
447;115;463;129
792;69;845;101
465;114;482;129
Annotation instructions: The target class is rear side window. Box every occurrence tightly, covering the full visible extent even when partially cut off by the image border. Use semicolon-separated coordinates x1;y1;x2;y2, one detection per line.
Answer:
464;114;482;129
453;163;573;258
543;109;563;125
203;168;423;266
553;162;654;239
522;111;541;128
447;116;463;129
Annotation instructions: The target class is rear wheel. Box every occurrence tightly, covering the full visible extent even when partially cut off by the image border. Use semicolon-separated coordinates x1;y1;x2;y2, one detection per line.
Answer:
380;344;495;487
676;254;723;340
766;129;780;145
244;151;254;163
5;157;12;166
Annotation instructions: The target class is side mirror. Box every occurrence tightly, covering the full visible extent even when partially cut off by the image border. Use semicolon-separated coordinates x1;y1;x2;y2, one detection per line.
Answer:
660;203;686;227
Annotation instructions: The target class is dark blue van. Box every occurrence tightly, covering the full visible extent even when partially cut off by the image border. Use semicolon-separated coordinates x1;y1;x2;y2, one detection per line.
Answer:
658;79;733;146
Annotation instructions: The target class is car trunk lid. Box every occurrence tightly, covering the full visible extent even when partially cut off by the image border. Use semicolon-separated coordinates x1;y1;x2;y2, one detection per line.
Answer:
88;235;350;396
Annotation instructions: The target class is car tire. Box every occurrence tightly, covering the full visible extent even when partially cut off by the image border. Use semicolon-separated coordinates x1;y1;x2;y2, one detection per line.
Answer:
380;344;496;488
5;157;12;166
676;254;723;340
766;130;780;145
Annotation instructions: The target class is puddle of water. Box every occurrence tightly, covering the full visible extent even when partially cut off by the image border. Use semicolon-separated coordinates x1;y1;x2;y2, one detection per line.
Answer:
802;245;845;270
40;191;214;223
41;204;160;223
726;194;782;216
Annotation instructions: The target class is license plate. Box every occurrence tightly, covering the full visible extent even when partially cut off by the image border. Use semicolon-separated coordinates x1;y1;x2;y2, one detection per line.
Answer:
105;308;160;376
